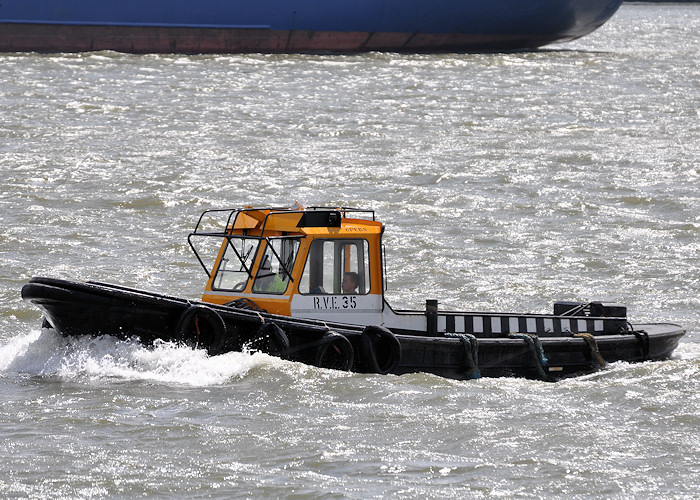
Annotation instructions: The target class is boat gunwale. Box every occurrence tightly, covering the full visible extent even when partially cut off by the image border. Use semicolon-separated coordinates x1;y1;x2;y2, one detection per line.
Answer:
23;276;685;342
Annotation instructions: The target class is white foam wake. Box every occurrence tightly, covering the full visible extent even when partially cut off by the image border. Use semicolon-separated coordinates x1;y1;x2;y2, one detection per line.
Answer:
0;328;280;386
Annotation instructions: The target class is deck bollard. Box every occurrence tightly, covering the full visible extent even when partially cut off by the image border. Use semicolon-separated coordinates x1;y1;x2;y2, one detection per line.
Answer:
426;299;438;336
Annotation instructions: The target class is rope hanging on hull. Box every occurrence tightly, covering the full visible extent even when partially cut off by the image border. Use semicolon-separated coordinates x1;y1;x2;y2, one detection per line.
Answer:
629;326;650;360
507;332;550;381
573;332;607;368
446;333;481;379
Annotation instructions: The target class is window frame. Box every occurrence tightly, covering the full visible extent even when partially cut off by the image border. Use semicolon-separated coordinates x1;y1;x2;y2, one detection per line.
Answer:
299;238;371;295
210;235;262;292
252;237;301;295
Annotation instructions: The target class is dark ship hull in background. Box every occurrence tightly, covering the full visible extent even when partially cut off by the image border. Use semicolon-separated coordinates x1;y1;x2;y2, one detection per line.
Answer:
0;0;624;53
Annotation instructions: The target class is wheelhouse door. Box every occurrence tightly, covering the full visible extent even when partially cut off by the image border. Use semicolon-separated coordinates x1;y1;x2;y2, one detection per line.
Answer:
290;238;383;324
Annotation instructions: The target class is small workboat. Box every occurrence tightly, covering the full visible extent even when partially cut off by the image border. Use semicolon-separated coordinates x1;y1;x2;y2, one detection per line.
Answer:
22;206;685;380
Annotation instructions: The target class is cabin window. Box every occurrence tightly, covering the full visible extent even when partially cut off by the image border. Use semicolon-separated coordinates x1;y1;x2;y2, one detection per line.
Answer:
299;239;370;295
252;238;301;294
212;237;259;291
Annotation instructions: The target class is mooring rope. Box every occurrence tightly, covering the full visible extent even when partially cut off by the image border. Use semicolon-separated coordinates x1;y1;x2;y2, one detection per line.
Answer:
445;333;481;379
507;332;550;381
573;332;607;368
628;324;650;360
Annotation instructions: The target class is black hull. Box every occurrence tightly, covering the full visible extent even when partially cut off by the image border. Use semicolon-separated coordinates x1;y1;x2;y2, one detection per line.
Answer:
21;277;685;381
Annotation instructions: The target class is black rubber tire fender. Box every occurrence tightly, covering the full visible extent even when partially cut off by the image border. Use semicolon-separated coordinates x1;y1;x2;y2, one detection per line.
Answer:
174;305;228;356
313;331;354;371
358;325;402;374
248;322;290;359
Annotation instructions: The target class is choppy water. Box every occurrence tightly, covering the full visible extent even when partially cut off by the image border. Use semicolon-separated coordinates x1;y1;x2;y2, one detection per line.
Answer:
1;4;699;498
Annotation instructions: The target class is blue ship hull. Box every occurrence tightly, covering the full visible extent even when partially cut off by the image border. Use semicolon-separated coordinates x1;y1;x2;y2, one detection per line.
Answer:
0;0;623;53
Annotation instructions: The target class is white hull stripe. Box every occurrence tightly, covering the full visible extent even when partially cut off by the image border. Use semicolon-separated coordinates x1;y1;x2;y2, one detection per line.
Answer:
443;315;610;334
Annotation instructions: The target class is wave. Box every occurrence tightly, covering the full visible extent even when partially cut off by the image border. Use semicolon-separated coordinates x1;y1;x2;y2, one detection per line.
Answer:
2;327;697;389
0;328;281;386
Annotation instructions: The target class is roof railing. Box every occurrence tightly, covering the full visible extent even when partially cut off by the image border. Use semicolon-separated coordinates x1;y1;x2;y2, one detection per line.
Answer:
192;206;376;236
